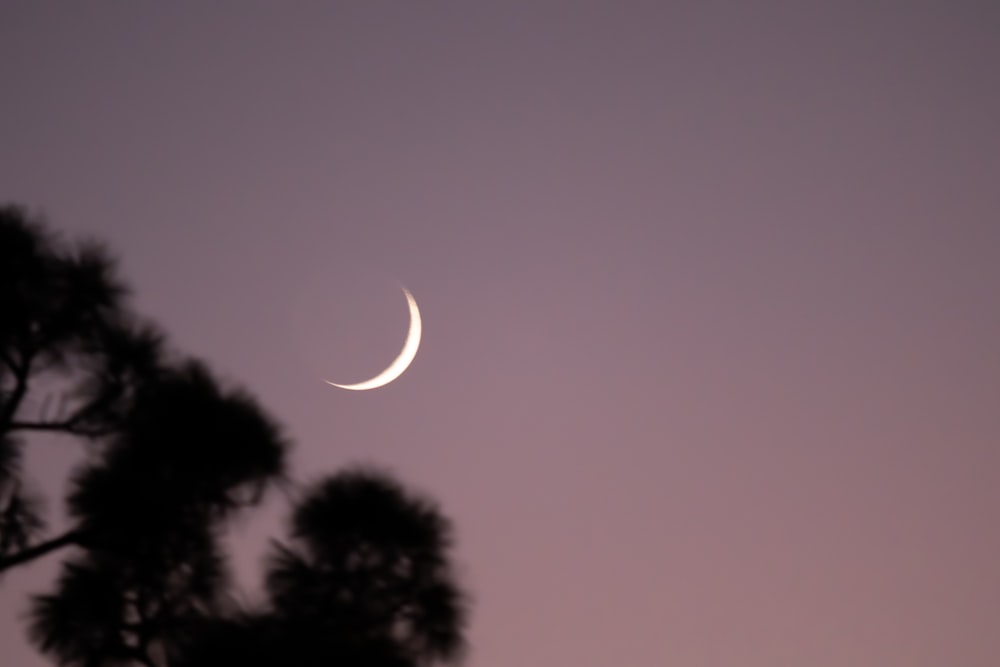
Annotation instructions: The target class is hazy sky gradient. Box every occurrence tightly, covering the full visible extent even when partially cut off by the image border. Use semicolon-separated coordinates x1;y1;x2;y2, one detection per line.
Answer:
2;3;999;666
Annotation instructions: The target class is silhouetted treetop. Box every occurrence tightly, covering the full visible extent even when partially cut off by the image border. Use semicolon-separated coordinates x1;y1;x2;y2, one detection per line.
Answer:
264;468;467;666
172;470;468;667
70;361;289;525
1;205;125;356
291;467;452;560
3;203;470;667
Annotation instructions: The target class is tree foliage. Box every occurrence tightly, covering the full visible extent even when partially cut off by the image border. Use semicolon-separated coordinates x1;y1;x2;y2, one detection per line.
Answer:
174;468;468;667
1;204;468;667
1;203;164;571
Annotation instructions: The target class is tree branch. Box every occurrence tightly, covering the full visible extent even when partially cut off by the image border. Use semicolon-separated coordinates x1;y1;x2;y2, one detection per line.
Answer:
0;350;19;375
7;420;76;432
7;419;112;438
0;528;83;573
0;351;32;432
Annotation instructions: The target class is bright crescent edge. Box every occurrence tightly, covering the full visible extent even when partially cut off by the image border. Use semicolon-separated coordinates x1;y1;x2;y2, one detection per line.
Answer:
324;287;422;391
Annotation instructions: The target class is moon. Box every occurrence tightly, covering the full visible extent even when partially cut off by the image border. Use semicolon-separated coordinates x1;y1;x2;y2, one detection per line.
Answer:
325;286;422;391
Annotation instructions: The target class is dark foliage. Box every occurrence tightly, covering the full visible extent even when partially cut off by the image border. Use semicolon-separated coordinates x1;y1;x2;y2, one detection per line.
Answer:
174;468;467;667
1;205;165;570
27;360;290;666
2;204;468;667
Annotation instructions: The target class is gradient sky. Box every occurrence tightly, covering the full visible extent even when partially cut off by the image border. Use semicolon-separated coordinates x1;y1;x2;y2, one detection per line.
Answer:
2;3;999;666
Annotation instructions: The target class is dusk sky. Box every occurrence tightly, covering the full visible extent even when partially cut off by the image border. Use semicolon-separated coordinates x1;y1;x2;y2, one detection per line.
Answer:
2;3;999;666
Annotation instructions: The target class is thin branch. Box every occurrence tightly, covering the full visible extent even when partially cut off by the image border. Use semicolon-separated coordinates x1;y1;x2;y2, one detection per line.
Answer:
7;419;114;439
0;528;83;573
7;420;77;432
0;350;19;375
0;355;31;432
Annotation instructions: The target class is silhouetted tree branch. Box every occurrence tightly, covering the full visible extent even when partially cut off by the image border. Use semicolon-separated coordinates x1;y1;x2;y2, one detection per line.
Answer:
0;528;83;573
7;419;116;438
0;359;31;432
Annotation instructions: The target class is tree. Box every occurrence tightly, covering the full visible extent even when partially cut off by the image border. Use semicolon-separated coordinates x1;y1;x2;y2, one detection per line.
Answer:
1;205;292;665
1;204;165;574
28;361;289;667
2;204;468;667
173;467;468;667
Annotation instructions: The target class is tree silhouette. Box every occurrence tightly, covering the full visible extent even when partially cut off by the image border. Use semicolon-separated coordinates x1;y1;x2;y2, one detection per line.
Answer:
2;204;468;667
173;467;468;667
28;361;289;666
1;204;165;574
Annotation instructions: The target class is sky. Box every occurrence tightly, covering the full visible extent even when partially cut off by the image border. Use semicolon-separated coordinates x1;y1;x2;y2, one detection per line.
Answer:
2;2;999;666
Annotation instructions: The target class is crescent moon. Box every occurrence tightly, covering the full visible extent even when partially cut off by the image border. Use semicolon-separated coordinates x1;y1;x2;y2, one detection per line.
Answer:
325;286;422;391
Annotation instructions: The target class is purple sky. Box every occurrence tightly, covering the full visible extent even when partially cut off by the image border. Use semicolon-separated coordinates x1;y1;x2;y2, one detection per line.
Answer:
2;3;999;665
